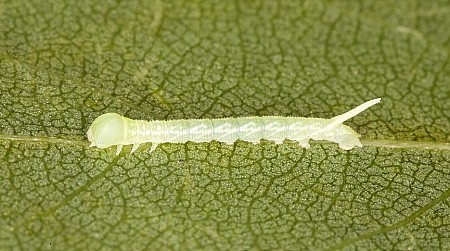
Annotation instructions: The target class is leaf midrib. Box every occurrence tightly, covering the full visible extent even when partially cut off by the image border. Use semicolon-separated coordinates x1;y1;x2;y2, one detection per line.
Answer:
1;134;449;151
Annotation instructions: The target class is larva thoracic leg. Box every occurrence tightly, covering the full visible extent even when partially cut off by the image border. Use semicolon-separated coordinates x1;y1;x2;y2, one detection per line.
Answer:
87;98;381;155
131;143;140;153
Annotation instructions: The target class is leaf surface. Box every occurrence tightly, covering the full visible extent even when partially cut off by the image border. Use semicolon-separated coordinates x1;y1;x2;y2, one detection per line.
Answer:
1;1;449;250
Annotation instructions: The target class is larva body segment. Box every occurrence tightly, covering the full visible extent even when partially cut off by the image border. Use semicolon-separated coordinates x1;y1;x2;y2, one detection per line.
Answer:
87;98;381;155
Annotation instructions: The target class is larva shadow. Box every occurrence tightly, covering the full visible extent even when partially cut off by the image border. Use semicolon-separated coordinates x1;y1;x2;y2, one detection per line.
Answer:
87;98;381;155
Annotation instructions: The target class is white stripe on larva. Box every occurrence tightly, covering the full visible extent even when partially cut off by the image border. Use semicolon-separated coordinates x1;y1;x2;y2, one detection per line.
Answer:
87;98;381;155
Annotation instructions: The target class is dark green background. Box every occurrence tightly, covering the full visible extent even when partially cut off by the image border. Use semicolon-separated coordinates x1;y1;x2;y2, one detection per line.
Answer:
1;1;449;250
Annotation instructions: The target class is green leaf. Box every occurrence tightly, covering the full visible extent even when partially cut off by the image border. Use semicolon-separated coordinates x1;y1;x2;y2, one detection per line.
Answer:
1;0;449;250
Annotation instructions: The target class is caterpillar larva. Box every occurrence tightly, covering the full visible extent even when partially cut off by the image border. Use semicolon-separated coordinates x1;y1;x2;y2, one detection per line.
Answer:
87;98;381;155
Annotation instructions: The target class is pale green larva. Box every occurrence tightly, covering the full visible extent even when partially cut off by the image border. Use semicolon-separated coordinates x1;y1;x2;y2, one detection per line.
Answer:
87;98;381;155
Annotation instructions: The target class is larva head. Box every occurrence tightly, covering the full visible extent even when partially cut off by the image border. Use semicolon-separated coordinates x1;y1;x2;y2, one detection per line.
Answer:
87;113;126;148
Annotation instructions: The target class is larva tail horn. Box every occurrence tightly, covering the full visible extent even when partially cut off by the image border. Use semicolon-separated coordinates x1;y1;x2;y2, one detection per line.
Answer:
330;98;381;125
